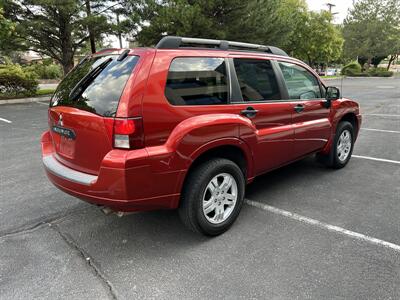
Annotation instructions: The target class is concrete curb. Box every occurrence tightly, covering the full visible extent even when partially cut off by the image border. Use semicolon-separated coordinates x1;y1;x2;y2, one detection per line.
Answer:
322;77;341;81
343;76;396;79
0;96;50;105
323;76;396;81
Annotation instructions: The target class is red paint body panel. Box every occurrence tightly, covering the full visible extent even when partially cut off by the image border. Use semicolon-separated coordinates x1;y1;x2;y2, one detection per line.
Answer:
48;107;113;175
292;99;331;157
41;47;361;212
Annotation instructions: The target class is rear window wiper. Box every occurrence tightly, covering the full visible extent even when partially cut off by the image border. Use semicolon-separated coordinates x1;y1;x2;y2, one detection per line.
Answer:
69;57;113;101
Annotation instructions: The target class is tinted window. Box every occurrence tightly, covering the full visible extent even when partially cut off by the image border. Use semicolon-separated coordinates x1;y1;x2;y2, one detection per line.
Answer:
165;57;228;105
233;58;281;101
51;55;139;117
278;62;322;99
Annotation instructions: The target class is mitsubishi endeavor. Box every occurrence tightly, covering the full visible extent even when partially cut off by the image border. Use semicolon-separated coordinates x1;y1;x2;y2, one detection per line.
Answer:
41;36;362;235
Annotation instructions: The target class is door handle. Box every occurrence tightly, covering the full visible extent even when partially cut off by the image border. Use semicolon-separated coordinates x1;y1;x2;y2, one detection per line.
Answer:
241;106;258;118
294;104;304;113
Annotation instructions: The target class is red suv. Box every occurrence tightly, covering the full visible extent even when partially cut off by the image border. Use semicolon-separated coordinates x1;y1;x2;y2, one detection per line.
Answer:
41;36;361;235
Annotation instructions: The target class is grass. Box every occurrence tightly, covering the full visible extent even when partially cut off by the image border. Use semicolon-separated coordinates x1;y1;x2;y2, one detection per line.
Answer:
320;75;341;79
0;88;56;100
36;88;56;96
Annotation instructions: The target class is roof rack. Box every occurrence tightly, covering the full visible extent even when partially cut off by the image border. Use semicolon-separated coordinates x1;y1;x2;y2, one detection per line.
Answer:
155;36;288;57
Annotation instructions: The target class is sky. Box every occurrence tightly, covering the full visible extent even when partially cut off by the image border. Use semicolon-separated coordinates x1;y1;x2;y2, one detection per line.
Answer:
306;0;355;23
109;0;356;47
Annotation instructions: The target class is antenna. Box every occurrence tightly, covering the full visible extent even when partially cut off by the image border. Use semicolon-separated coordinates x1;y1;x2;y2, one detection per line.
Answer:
340;72;344;99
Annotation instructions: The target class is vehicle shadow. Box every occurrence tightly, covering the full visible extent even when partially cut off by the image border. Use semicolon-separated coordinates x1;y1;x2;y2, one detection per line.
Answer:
246;156;331;201
55;156;337;265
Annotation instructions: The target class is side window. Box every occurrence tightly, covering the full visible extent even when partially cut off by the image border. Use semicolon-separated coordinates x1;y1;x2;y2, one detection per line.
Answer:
165;57;228;105
278;62;322;100
233;58;281;101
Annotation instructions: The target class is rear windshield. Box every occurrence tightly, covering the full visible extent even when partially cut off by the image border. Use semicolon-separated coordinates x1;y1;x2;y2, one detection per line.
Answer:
51;55;139;117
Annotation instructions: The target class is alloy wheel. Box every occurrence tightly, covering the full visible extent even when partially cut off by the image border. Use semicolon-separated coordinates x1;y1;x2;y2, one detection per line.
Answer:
202;173;238;224
337;129;352;162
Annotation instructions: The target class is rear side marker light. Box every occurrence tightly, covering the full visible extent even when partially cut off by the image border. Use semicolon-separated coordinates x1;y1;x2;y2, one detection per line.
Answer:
113;118;144;149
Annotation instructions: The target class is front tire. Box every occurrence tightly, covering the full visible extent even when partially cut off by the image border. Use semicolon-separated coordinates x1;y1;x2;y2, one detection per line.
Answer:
179;158;245;236
318;121;354;169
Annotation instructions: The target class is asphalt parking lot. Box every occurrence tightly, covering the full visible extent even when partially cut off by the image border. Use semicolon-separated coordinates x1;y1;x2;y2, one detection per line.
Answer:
0;77;399;299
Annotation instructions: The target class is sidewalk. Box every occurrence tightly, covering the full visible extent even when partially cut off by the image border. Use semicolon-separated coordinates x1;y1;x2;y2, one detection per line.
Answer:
0;96;51;105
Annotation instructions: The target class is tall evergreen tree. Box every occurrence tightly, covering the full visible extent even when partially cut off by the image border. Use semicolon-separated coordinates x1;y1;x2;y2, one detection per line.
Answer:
3;0;110;74
124;0;310;50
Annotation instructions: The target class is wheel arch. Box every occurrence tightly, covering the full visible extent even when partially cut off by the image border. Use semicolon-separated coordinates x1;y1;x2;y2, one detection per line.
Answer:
339;112;359;136
189;143;250;176
321;110;359;156
172;141;254;209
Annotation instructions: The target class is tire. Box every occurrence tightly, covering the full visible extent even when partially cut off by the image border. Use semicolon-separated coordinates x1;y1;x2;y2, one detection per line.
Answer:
179;158;245;236
318;121;354;169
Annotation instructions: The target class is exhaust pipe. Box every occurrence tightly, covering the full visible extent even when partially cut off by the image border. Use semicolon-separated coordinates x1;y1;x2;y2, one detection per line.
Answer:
101;207;114;215
100;207;134;217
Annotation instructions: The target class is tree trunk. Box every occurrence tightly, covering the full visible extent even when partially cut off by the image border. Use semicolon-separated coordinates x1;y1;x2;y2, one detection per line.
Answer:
62;56;75;75
59;13;75;76
307;54;312;67
116;12;123;48
366;57;372;70
85;0;96;53
387;55;396;71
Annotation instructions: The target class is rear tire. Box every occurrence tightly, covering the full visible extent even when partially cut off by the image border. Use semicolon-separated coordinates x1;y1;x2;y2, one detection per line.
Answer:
179;158;245;236
317;121;354;169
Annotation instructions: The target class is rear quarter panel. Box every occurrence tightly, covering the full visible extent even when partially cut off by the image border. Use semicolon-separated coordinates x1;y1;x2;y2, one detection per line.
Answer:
116;48;157;118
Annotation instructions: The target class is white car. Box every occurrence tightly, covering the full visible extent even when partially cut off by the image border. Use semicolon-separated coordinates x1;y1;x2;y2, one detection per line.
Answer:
326;69;337;76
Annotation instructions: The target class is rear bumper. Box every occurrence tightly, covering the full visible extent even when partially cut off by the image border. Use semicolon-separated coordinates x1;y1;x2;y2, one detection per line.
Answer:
41;131;183;212
43;155;97;186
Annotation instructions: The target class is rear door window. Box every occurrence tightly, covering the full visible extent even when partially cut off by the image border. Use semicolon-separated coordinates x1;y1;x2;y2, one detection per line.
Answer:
165;57;228;105
233;58;281;101
51;55;139;117
278;62;322;99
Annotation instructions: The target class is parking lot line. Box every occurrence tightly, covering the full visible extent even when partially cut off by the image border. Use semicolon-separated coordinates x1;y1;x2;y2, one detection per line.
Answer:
0;117;12;124
363;114;400;117
361;128;400;134
352;155;400;165
245;200;400;253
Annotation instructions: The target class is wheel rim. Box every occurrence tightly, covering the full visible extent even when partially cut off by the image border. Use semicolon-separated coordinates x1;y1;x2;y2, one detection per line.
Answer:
202;173;238;224
337;129;352;162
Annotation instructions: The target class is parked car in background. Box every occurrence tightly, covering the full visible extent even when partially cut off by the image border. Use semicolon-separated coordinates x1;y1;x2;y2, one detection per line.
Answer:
41;36;362;236
326;68;338;76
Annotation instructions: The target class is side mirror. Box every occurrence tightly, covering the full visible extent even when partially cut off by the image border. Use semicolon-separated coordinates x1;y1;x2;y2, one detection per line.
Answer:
326;86;340;101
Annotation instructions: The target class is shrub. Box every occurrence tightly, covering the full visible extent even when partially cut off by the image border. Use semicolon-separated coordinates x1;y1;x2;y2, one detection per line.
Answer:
350;72;368;77
367;67;393;77
24;63;62;79
0;64;38;97
341;61;362;75
378;71;394;77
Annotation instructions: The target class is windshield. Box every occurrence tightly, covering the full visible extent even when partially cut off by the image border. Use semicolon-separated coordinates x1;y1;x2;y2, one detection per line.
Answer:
51;55;139;117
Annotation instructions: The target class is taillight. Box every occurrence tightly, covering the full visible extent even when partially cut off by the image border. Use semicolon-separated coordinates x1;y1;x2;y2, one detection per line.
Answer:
113;118;144;149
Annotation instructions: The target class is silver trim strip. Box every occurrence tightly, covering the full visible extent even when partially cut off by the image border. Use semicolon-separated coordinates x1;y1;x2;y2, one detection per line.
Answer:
43;155;98;186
